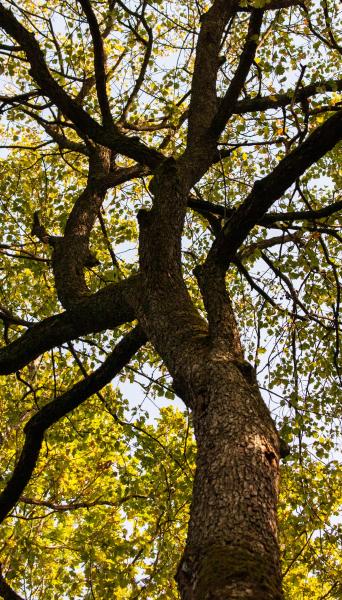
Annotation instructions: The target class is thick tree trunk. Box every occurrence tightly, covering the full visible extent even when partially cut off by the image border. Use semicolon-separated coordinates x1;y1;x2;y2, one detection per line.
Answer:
176;355;283;600
136;172;283;598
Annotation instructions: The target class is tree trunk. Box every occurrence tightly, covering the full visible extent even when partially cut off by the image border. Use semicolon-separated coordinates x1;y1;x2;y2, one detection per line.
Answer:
135;170;283;599
176;355;283;600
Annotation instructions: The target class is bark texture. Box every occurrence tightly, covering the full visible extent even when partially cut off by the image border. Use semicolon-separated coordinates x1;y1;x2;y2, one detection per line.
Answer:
137;170;283;599
176;357;282;600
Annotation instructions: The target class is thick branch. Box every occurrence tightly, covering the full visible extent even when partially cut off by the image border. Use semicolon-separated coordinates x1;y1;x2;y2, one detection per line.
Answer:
50;147;111;308
97;163;150;192
188;196;342;226
183;7;263;186
187;0;235;148
0;326;146;524
210;9;263;138
32;151;145;310
42;123;89;154
0;305;33;329
0;277;138;375
194;263;243;356
206;109;342;269
237;0;302;10
0;567;24;600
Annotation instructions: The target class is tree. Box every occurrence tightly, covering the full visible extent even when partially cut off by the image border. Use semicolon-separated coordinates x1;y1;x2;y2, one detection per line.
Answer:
0;0;341;598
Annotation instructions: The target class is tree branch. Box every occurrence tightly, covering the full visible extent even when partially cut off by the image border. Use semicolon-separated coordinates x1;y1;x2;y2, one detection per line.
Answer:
49;147;111;308
117;0;154;122
182;6;263;186
234;79;342;115
186;0;236;150
194;262;243;356
0;305;34;329
0;326;146;524
263;199;342;225
77;0;113;128
0;277;138;375
19;494;148;512
238;232;303;259
187;196;342;227
210;9;263;138
206;109;342;269
0;3;163;168
237;0;302;10
0;566;24;600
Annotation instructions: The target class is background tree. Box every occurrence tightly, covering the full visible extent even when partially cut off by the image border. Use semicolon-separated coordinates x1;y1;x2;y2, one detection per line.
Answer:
0;0;341;598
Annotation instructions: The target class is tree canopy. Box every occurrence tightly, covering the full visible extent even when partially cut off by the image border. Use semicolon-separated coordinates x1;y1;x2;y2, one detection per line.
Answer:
0;0;341;598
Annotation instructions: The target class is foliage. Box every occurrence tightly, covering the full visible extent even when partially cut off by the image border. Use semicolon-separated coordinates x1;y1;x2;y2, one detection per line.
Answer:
0;0;341;598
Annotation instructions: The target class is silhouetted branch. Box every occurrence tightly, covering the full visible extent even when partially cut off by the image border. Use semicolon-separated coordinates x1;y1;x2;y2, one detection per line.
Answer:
77;0;113;127
206;109;342;269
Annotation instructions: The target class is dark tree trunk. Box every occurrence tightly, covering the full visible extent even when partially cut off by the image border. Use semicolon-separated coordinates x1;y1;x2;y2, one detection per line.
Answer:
135;170;284;599
176;356;283;600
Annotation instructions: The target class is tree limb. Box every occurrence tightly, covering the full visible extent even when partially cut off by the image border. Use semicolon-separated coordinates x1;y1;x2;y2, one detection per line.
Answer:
0;277;138;375
77;0;113;128
238;232;303;259
0;566;24;600
0;326;147;524
187;196;342;226
50;147;111;308
234;79;342;115
186;0;236;150
0;3;163;168
206;109;342;269
210;9;263;138
237;0;302;10
19;494;148;512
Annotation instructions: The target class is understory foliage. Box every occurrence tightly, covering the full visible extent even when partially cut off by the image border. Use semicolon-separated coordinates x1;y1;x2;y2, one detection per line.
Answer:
0;0;341;598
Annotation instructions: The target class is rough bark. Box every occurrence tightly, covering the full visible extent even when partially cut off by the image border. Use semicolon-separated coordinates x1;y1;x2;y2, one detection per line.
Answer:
136;170;284;598
176;355;282;600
